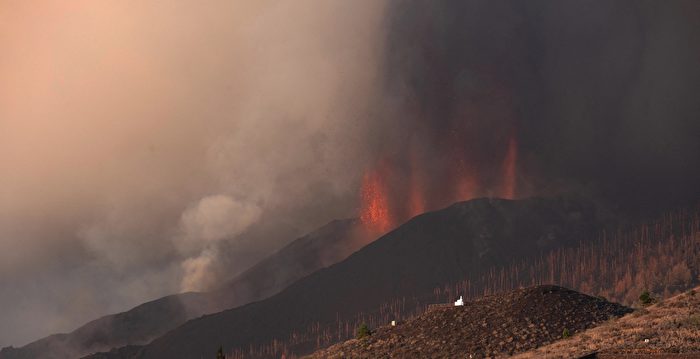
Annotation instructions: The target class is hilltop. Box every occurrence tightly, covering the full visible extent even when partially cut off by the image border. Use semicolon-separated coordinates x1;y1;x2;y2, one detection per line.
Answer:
307;285;700;359
306;285;631;358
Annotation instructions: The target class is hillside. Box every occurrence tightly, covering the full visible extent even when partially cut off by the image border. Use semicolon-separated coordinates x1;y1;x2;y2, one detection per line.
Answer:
210;218;369;306
88;197;602;359
0;219;365;359
0;293;208;359
309;285;700;359
307;285;631;358
514;286;700;358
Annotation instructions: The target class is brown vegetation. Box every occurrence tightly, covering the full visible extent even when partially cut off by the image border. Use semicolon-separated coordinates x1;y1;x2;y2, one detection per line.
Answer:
514;286;700;358
435;209;700;306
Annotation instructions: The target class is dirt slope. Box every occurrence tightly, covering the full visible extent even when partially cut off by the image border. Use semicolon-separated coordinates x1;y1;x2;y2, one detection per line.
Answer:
514;286;700;358
306;285;630;358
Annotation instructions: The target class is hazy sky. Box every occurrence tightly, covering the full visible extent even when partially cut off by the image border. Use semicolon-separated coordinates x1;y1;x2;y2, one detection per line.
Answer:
0;0;387;346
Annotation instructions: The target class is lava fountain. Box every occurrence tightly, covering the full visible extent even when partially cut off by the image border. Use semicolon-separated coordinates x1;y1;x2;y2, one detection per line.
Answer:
359;131;519;233
359;163;394;234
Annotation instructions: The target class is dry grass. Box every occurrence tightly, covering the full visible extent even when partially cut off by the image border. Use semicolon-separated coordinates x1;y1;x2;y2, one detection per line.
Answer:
512;286;700;358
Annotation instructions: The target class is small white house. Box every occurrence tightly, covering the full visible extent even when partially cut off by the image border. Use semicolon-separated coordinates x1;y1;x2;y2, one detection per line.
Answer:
454;296;464;306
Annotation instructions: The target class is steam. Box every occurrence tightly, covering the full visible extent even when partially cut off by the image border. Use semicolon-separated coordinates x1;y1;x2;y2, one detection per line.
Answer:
178;195;262;291
180;248;218;293
180;195;261;244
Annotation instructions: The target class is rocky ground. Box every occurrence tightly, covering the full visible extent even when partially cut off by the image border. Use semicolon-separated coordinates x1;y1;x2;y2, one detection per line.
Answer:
304;285;631;358
514;286;700;358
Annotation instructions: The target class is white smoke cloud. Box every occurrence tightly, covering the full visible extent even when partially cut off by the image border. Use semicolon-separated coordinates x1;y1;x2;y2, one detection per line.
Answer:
177;195;262;291
180;248;218;292
181;195;262;244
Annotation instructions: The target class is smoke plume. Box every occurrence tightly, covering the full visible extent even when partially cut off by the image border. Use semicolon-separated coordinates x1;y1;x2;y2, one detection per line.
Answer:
177;195;262;291
356;0;700;232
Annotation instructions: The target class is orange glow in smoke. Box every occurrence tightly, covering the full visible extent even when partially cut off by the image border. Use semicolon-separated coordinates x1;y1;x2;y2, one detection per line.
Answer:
500;133;518;199
408;177;426;219
408;151;426;218
455;159;478;201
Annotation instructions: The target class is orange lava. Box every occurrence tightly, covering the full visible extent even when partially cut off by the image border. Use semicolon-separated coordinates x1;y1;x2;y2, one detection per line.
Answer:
359;167;394;234
359;130;519;233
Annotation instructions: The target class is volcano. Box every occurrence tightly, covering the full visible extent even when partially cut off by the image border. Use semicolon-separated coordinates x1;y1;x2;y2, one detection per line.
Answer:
85;197;604;359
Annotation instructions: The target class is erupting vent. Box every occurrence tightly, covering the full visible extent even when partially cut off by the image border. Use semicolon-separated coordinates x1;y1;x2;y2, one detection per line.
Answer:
359;132;519;233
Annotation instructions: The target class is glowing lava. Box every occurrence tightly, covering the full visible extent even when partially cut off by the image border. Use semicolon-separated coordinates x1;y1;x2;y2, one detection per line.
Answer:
359;131;519;233
359;166;394;234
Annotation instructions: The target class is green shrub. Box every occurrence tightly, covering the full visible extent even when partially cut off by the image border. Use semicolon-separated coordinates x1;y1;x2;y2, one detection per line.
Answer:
639;290;654;306
562;328;571;339
356;323;371;339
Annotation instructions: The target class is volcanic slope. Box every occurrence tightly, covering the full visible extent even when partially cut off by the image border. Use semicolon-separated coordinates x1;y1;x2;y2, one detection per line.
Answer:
514;286;700;358
307;285;631;359
0;219;365;359
91;197;604;359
